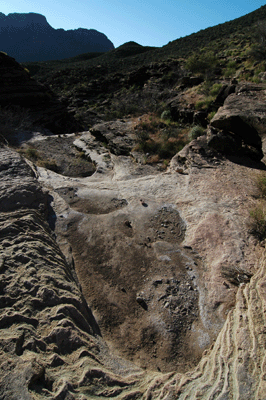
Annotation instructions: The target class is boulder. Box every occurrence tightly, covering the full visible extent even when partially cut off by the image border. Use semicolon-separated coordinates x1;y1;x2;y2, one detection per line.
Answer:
90;119;139;156
207;83;266;160
212;82;237;107
178;75;204;89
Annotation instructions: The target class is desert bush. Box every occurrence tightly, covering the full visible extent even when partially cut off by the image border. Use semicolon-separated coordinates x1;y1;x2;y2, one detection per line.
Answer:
249;203;266;240
188;125;206;141
207;111;216;121
185;51;218;74
256;172;266;198
223;60;238;77
249;21;266;61
210;83;223;97
195;97;213;110
25;147;39;160
135;121;187;162
136;131;150;145
37;159;58;172
160;110;172;121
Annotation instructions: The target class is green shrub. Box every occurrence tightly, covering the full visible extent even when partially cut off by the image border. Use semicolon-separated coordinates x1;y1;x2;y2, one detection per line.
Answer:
256;173;266;198
210;83;223;97
136;130;150;142
185;51;218;74
223;60;237;78
249;203;266;240
195;97;213;110
37;159;58;172
249;21;266;61
160;110;172;121
25;147;39;160
227;60;237;69
207;111;216;121
188;125;206;141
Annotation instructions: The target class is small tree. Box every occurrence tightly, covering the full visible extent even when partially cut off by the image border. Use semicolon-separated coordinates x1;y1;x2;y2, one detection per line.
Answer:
249;21;266;61
185;51;218;74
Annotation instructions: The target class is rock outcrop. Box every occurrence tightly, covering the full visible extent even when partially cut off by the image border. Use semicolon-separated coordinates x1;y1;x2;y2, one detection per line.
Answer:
0;12;114;62
1;75;266;398
0;145;145;399
207;83;266;161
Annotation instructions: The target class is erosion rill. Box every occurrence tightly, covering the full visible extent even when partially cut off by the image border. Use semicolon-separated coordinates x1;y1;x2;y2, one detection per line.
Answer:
0;146;147;399
1;57;266;397
1;124;266;398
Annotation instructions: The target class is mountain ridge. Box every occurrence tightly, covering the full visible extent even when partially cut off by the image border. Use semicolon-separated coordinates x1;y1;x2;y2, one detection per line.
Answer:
0;12;114;62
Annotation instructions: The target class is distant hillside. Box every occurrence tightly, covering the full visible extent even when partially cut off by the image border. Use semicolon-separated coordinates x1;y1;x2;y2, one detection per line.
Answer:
24;5;266;80
0;12;114;62
20;4;266;130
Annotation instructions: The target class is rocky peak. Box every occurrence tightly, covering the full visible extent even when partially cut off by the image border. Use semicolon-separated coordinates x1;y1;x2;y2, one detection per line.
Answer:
0;12;114;62
0;12;52;30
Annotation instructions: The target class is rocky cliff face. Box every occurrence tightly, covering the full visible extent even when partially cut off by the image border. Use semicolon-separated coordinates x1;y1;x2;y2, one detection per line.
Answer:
0;12;114;62
1;67;266;397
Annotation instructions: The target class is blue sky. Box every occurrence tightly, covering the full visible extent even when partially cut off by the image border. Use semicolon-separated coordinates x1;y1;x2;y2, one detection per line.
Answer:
1;1;265;48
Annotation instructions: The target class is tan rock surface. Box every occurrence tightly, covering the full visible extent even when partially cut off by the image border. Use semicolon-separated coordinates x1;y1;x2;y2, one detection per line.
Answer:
0;146;146;399
1;83;266;398
37;125;261;379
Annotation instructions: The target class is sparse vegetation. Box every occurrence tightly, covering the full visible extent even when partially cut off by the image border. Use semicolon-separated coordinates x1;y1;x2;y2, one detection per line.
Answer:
185;51;218;75
249;173;266;241
195;98;213;111
135;116;188;163
25;147;39;160
223;60;238;78
37;159;58;172
249;20;266;61
160;110;172;122
188;125;206;141
207;111;216;121
249;203;266;240
209;83;223;97
255;172;266;198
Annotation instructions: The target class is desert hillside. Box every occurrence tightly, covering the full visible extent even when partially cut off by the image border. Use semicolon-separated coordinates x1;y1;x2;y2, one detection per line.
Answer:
1;6;266;399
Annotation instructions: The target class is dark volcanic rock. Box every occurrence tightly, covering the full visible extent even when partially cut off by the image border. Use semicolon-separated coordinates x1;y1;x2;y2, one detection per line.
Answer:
0;12;114;62
168;96;208;126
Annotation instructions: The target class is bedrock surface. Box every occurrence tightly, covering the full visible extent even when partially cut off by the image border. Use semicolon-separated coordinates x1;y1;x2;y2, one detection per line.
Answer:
1;123;266;398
